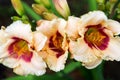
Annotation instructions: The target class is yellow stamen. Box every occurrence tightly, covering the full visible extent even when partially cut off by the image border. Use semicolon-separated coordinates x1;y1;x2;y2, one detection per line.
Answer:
52;32;63;49
87;32;105;45
13;40;29;57
85;27;106;46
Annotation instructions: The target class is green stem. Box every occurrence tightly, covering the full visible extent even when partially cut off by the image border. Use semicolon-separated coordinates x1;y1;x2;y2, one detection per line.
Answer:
22;1;42;21
91;63;104;80
88;0;97;11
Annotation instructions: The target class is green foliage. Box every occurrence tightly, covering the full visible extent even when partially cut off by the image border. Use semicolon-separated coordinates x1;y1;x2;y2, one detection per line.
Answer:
88;0;97;11
22;1;42;21
6;74;67;80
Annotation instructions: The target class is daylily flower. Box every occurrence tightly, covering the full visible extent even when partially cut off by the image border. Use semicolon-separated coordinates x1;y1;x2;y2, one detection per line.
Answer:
36;18;68;71
0;20;47;75
67;11;120;69
53;0;71;19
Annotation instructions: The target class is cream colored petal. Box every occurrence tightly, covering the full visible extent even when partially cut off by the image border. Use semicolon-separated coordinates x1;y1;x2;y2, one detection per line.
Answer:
0;29;13;58
38;51;48;59
62;35;68;51
69;38;101;69
2;56;19;68
0;30;9;45
106;19;120;35
36;19;58;38
14;52;46;76
57;18;67;36
101;37;120;61
5;20;32;43
82;58;102;69
55;19;68;50
69;38;90;62
80;11;107;26
33;31;47;51
45;49;68;72
0;39;14;59
78;11;108;40
0;30;14;62
66;16;80;38
54;51;68;72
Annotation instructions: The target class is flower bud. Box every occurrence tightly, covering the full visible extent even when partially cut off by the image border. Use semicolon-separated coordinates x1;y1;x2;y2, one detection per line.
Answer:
96;0;105;3
41;0;51;8
53;0;70;19
34;0;51;8
11;16;21;21
11;0;24;16
42;12;58;20
32;4;48;15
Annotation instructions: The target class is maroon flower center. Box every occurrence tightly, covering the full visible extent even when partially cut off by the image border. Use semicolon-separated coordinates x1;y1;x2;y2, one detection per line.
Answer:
8;37;33;62
84;24;109;50
49;32;65;58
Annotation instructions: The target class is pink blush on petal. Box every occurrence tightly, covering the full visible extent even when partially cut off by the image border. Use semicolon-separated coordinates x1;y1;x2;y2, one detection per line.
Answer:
8;37;33;62
84;24;109;50
21;52;33;62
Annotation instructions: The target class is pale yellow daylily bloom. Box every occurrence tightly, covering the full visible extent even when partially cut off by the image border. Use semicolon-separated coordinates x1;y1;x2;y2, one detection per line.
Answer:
37;18;69;71
0;20;47;75
67;11;120;69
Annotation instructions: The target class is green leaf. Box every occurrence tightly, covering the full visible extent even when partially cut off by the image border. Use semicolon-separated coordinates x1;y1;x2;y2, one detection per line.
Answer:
56;60;81;77
90;62;104;80
56;61;81;80
6;74;67;80
22;1;42;21
63;61;81;74
88;0;97;11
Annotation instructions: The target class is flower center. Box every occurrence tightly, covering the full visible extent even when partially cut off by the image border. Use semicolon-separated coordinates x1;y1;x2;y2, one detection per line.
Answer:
84;24;109;50
49;32;65;58
8;37;33;62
